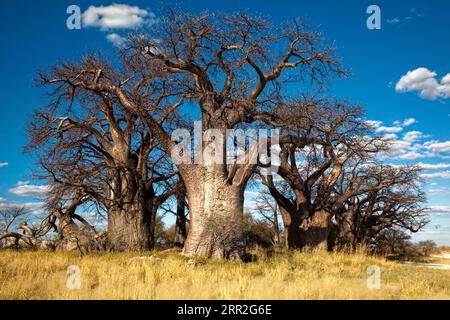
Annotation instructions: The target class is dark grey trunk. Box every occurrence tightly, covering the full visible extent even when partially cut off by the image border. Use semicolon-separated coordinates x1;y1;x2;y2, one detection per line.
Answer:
280;207;332;251
297;210;332;251
108;200;153;252
336;209;357;250
279;207;303;250
273;203;281;245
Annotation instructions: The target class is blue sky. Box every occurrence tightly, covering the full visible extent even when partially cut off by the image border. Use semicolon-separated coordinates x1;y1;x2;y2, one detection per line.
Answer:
0;0;449;244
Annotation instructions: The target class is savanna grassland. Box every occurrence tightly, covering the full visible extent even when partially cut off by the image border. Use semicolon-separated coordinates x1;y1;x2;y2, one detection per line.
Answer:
1;249;450;300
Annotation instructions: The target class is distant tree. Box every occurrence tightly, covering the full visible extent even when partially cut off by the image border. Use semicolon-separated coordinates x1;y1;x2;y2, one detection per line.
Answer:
371;228;412;256
0;206;55;250
173;182;188;248
255;189;282;245
334;163;429;249
260;99;383;250
154;215;168;247
242;212;276;249
371;230;436;260
415;240;437;256
160;179;188;248
0;206;28;234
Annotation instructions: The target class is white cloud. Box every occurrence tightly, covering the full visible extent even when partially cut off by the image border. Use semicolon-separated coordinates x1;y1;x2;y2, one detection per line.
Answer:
387;18;400;24
409;8;424;18
82;4;156;30
423;141;450;154
368;118;417;135
421;170;450;180
372;118;433;160
106;33;127;47
395;67;450;100
381;133;450;161
402;118;417;127
0;188;45;214
398;151;424;160
9;182;50;198
387;8;424;25
441;74;450;98
376;125;403;134
0;198;45;214
380;129;436;161
417;162;450;170
0;162;8;168
428;188;450;196
429;206;450;214
382;133;398;141
365;120;382;129
403;131;426;143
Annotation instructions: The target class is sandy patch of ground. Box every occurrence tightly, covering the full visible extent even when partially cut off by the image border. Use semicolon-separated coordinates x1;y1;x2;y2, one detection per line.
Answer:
412;262;450;270
410;252;450;270
431;253;450;260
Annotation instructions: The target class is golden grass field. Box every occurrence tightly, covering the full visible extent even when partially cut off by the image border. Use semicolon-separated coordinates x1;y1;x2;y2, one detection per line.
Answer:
1;249;450;300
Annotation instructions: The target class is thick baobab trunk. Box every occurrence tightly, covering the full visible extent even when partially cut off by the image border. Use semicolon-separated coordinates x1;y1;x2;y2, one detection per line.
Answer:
182;166;245;259
279;207;303;250
106;164;157;251
298;211;332;251
280;207;332;251
108;201;154;252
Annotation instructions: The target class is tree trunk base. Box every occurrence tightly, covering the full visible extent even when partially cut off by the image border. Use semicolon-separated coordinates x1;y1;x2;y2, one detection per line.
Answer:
298;211;332;251
108;204;153;252
182;167;246;260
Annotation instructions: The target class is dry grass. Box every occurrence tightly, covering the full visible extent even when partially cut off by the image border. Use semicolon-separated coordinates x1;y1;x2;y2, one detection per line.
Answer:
1;249;450;300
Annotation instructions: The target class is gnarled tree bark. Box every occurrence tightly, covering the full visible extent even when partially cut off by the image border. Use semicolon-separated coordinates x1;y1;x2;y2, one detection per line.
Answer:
182;165;246;259
297;210;332;251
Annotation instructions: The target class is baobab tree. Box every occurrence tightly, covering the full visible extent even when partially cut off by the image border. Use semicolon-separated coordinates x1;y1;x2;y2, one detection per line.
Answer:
261;99;383;250
28;55;180;251
333;163;428;249
43;187;107;252
124;11;344;258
